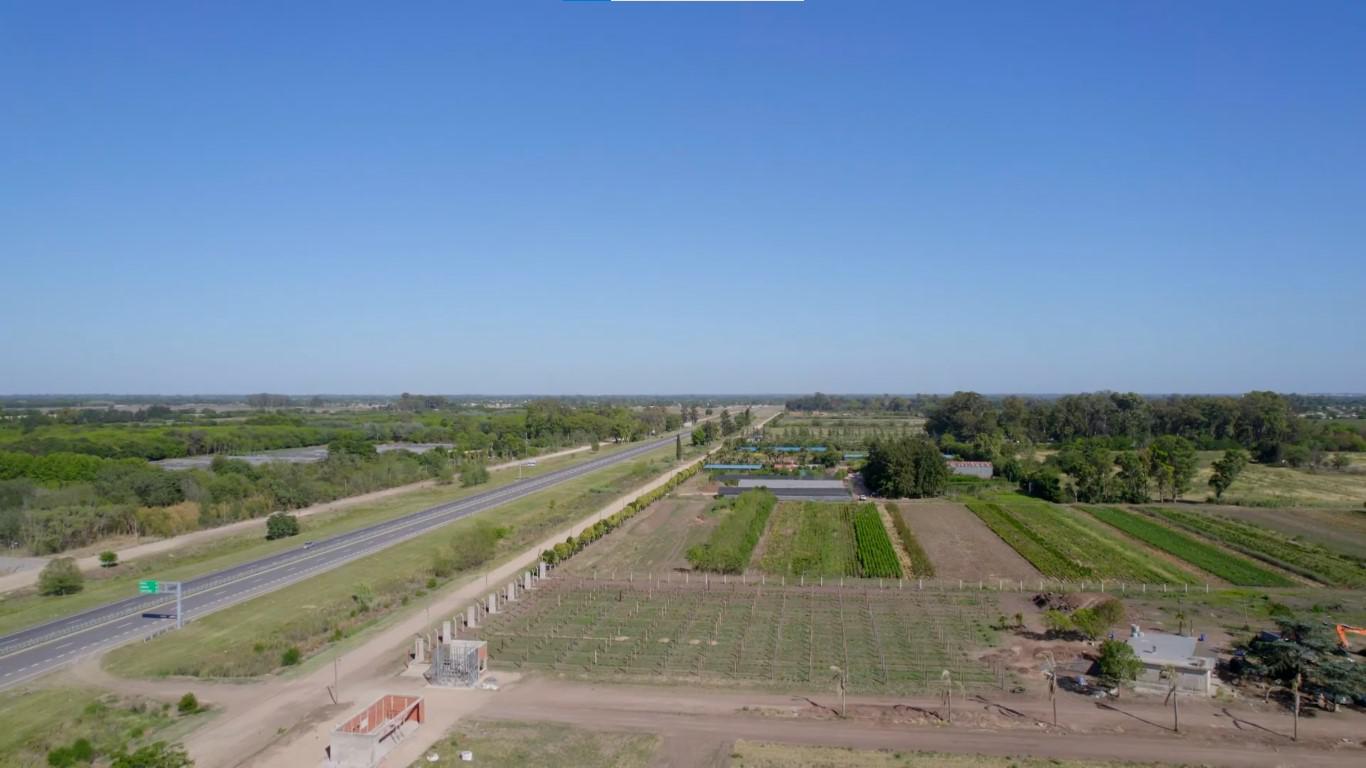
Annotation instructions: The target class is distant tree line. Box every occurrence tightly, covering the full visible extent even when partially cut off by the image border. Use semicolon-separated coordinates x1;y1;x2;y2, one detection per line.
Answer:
926;390;1362;461
785;393;930;413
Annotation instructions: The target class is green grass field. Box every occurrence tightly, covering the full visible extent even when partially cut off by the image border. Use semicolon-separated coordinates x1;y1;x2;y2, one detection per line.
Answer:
964;494;1200;584
0;687;199;768
1142;506;1366;588
757;502;858;577
1080;506;1293;586
102;445;681;678
416;720;657;768
0;441;646;637
1186;455;1366;506
763;414;925;447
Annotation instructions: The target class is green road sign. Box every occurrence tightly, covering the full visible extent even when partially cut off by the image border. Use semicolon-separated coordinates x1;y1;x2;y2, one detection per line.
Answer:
138;580;159;594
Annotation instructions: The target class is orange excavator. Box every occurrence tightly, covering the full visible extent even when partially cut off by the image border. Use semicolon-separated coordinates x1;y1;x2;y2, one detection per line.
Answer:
1335;624;1366;656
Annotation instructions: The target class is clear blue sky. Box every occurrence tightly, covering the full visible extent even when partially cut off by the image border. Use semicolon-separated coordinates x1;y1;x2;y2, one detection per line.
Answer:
2;1;1363;395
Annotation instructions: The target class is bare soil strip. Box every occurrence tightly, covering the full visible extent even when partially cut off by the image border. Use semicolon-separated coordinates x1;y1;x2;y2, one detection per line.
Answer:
896;501;1041;582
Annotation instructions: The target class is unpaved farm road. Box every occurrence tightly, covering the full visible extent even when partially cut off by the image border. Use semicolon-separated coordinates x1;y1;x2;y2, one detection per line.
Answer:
479;678;1364;768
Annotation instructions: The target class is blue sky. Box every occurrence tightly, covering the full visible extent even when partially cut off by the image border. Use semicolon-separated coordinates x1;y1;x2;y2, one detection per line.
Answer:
2;1;1363;395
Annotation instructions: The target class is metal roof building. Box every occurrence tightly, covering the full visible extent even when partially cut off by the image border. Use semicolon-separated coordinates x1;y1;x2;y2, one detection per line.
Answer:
719;477;851;501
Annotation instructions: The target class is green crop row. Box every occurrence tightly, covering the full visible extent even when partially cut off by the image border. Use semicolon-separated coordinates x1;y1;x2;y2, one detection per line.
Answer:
886;503;935;577
1081;506;1293;587
984;494;1199;584
965;500;1091;580
686;490;778;574
1143;507;1364;588
851;504;903;578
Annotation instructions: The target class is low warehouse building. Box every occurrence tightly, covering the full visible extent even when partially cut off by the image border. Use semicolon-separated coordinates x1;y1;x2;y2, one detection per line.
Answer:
946;460;994;478
719;477;850;502
1125;628;1215;696
327;694;425;768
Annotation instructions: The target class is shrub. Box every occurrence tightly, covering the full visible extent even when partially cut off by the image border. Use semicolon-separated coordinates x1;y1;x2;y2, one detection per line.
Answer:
1097;639;1142;686
281;646;301;666
459;462;490;488
177;692;199;714
265;512;300;540
99;550;119;568
38;557;84;595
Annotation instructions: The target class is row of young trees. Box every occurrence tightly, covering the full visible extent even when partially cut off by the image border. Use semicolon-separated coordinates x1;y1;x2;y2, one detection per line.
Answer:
541;459;704;566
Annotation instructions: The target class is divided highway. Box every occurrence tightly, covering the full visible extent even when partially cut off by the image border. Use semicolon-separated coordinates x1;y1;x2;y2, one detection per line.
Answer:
0;435;679;690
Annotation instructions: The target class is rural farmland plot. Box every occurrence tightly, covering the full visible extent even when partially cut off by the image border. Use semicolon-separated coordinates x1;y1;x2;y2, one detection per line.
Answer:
1141;506;1366;588
964;494;1202;584
478;578;999;695
1080;506;1293;587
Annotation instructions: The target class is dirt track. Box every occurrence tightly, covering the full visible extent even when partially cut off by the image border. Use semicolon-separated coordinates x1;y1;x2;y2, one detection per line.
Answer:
480;677;1363;768
897;501;1041;581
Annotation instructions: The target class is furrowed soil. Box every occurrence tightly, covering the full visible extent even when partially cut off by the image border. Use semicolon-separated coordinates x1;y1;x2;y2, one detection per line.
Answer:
894;501;1040;582
560;474;719;576
1144;503;1366;561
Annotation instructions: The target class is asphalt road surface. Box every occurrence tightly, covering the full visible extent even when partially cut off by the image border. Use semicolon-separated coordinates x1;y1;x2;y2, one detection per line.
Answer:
0;435;678;690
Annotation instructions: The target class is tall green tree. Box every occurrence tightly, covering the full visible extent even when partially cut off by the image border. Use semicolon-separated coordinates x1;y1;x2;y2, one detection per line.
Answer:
1145;435;1197;502
863;437;949;498
1057;438;1112;503
1113;451;1150;503
1208;448;1249;500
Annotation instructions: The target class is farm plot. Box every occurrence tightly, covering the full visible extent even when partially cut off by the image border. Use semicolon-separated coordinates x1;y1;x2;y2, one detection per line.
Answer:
1080;506;1293;587
1142;506;1366;588
764;414;925;448
756;502;902;578
559;493;718;576
757;502;857;577
478;579;998;695
1152;503;1366;561
886;502;934;577
895;501;1038;581
964;494;1200;584
686;490;776;574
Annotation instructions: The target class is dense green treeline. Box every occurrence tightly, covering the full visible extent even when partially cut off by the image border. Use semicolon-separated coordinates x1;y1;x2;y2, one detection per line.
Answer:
0;447;454;554
0;399;680;462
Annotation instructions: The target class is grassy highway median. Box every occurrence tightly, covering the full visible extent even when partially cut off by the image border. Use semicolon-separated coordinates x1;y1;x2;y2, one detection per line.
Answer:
0;441;644;638
103;442;696;678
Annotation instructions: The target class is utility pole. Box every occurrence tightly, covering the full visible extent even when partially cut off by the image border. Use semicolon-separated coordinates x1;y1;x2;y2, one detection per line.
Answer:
1292;673;1301;742
829;665;847;718
1162;664;1180;733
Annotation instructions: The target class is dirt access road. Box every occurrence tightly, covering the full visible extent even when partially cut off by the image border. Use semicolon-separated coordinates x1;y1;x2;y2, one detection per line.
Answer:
168;411;780;768
479;677;1363;768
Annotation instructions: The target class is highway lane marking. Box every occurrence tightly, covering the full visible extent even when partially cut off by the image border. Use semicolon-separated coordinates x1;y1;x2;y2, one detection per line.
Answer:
2;445;651;650
0;437;678;678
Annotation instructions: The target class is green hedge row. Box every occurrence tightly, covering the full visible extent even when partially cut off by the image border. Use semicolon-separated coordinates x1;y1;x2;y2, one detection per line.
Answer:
540;458;703;565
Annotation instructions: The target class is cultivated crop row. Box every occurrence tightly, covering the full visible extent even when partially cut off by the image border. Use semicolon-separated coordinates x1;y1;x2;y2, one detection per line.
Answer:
759;502;858;577
479;581;998;694
1082;506;1292;587
1143;507;1364;588
886;502;935;577
852;504;903;578
966;494;1199;583
686;490;776;574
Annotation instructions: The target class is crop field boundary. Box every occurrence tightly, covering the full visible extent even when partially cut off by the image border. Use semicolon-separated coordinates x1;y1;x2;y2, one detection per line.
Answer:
475;576;1008;694
555;569;1225;596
